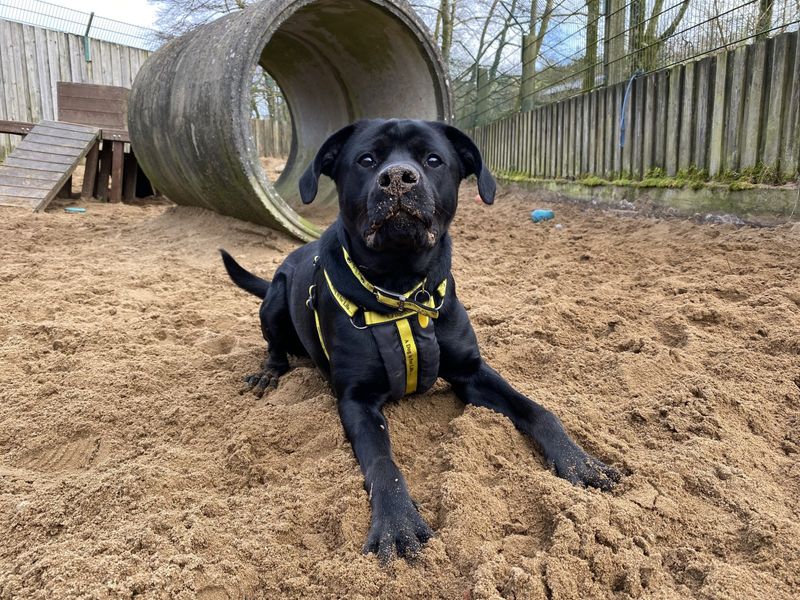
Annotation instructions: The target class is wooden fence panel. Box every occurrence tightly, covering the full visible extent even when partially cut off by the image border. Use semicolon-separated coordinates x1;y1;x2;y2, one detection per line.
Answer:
0;19;152;160
604;86;614;177
528;110;535;176
709;53;729;176
551;102;557;177
596;90;605;176
470;30;799;184
725;46;748;171
249;118;291;157
654;70;668;171
556;101;564;178
612;83;623;176
572;97;580;178
568;97;577;178
642;75;655;174
741;42;768;169
526;110;534;176
665;65;682;176
678;62;695;172
621;77;633;176
632;76;645;177
694;57;714;172
763;34;789;168
784;33;800;176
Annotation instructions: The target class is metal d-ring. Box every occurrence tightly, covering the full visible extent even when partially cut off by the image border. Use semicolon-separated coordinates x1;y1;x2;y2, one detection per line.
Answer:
349;315;369;330
415;288;444;314
414;289;431;305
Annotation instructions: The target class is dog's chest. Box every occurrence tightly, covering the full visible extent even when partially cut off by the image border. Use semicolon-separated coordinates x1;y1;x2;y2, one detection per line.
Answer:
368;316;440;401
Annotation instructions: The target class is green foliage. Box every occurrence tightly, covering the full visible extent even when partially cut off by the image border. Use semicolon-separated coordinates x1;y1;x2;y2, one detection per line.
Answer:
715;163;785;186
494;160;793;192
728;180;756;191
675;166;709;183
643;167;666;179
577;176;608;187
610;178;635;186
637;177;684;189
742;163;785;186
494;169;530;182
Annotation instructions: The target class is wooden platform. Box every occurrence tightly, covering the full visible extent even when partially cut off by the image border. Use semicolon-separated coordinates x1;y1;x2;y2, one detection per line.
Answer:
0;120;100;211
57;82;130;143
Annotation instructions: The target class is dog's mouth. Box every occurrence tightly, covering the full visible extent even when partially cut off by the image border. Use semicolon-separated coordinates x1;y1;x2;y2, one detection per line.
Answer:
363;202;437;250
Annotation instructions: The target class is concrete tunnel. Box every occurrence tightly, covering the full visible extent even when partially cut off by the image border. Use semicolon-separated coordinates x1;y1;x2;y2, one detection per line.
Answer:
128;0;452;241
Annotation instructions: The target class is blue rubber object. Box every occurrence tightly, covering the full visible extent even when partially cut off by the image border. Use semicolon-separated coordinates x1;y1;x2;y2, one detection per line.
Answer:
64;207;86;213
530;209;554;223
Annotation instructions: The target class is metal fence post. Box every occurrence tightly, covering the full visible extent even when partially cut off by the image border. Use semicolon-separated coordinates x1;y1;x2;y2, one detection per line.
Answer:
83;12;94;62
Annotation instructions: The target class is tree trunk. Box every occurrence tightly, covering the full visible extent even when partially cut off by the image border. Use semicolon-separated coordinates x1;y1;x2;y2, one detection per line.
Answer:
604;0;627;84
641;0;690;71
757;0;773;39
628;0;643;69
519;0;553;111
475;67;491;126
584;0;600;91
439;0;455;64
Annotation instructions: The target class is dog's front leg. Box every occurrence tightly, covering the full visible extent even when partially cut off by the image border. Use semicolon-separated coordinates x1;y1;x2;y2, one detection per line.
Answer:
337;394;433;562
448;362;621;489
438;301;621;490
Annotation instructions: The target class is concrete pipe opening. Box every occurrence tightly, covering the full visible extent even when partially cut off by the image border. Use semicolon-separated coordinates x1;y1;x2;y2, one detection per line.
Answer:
129;0;451;242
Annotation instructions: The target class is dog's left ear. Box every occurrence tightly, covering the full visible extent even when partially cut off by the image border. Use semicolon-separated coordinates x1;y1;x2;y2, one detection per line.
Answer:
299;123;357;204
433;122;496;205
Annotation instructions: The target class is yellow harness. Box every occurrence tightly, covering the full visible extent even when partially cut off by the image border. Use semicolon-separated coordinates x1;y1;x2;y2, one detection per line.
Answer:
308;247;447;395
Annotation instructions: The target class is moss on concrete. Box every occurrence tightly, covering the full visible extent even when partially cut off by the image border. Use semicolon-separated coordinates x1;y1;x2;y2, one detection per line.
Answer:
496;161;797;196
497;174;800;224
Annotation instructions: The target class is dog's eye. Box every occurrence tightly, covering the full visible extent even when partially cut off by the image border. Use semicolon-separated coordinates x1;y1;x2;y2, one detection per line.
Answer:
425;154;443;168
357;154;376;168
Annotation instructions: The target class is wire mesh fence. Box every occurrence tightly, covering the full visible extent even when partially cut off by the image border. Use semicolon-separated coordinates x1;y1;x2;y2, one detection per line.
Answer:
0;0;161;50
442;0;800;127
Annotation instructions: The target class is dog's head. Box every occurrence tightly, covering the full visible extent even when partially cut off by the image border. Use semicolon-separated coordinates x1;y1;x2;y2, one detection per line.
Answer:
299;119;495;253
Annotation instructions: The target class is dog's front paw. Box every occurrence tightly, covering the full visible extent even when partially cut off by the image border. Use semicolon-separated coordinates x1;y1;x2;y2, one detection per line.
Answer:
240;367;285;398
240;356;290;398
548;442;621;491
364;500;434;563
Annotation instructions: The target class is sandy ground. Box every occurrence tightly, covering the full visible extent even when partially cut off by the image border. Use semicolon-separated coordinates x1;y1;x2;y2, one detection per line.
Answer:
258;157;340;229
1;186;799;599
259;157;286;182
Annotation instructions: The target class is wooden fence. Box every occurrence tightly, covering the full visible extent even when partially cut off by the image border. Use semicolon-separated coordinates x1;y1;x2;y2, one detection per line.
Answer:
0;18;151;160
0;18;294;162
470;30;800;183
251;118;292;158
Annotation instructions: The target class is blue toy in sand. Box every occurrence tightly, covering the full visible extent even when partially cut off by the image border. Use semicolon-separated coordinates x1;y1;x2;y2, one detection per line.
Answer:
530;209;555;223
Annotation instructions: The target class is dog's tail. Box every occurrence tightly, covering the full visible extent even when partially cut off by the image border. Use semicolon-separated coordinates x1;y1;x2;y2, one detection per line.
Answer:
219;249;270;298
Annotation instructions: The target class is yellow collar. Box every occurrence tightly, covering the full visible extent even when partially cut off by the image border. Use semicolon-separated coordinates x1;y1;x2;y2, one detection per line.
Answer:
339;247;446;321
316;248;447;328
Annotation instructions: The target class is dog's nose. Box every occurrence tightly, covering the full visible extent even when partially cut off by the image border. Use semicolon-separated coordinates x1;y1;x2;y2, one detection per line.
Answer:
377;164;419;195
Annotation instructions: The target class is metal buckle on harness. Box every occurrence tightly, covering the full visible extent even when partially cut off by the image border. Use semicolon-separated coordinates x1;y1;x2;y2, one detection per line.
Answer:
306;284;316;310
373;285;406;310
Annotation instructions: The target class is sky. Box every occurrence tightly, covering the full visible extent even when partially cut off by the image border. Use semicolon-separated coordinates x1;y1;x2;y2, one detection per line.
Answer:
62;0;159;29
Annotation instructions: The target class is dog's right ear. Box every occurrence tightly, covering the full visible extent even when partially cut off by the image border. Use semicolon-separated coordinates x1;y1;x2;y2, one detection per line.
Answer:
299;124;357;204
430;122;496;205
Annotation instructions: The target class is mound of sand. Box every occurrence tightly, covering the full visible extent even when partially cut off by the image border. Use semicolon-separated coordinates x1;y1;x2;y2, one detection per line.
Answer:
0;186;798;599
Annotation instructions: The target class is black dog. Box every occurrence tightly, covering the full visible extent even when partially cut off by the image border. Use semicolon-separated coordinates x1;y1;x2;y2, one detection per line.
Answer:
221;119;620;562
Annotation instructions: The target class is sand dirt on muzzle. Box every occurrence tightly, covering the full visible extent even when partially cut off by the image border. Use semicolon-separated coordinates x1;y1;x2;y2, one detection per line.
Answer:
1;186;799;599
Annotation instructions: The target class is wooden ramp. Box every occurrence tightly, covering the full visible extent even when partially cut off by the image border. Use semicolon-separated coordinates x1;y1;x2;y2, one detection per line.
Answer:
0;120;100;211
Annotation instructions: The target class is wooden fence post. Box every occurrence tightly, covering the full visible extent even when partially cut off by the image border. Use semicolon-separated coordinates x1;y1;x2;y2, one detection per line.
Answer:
709;52;729;177
741;41;768;169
